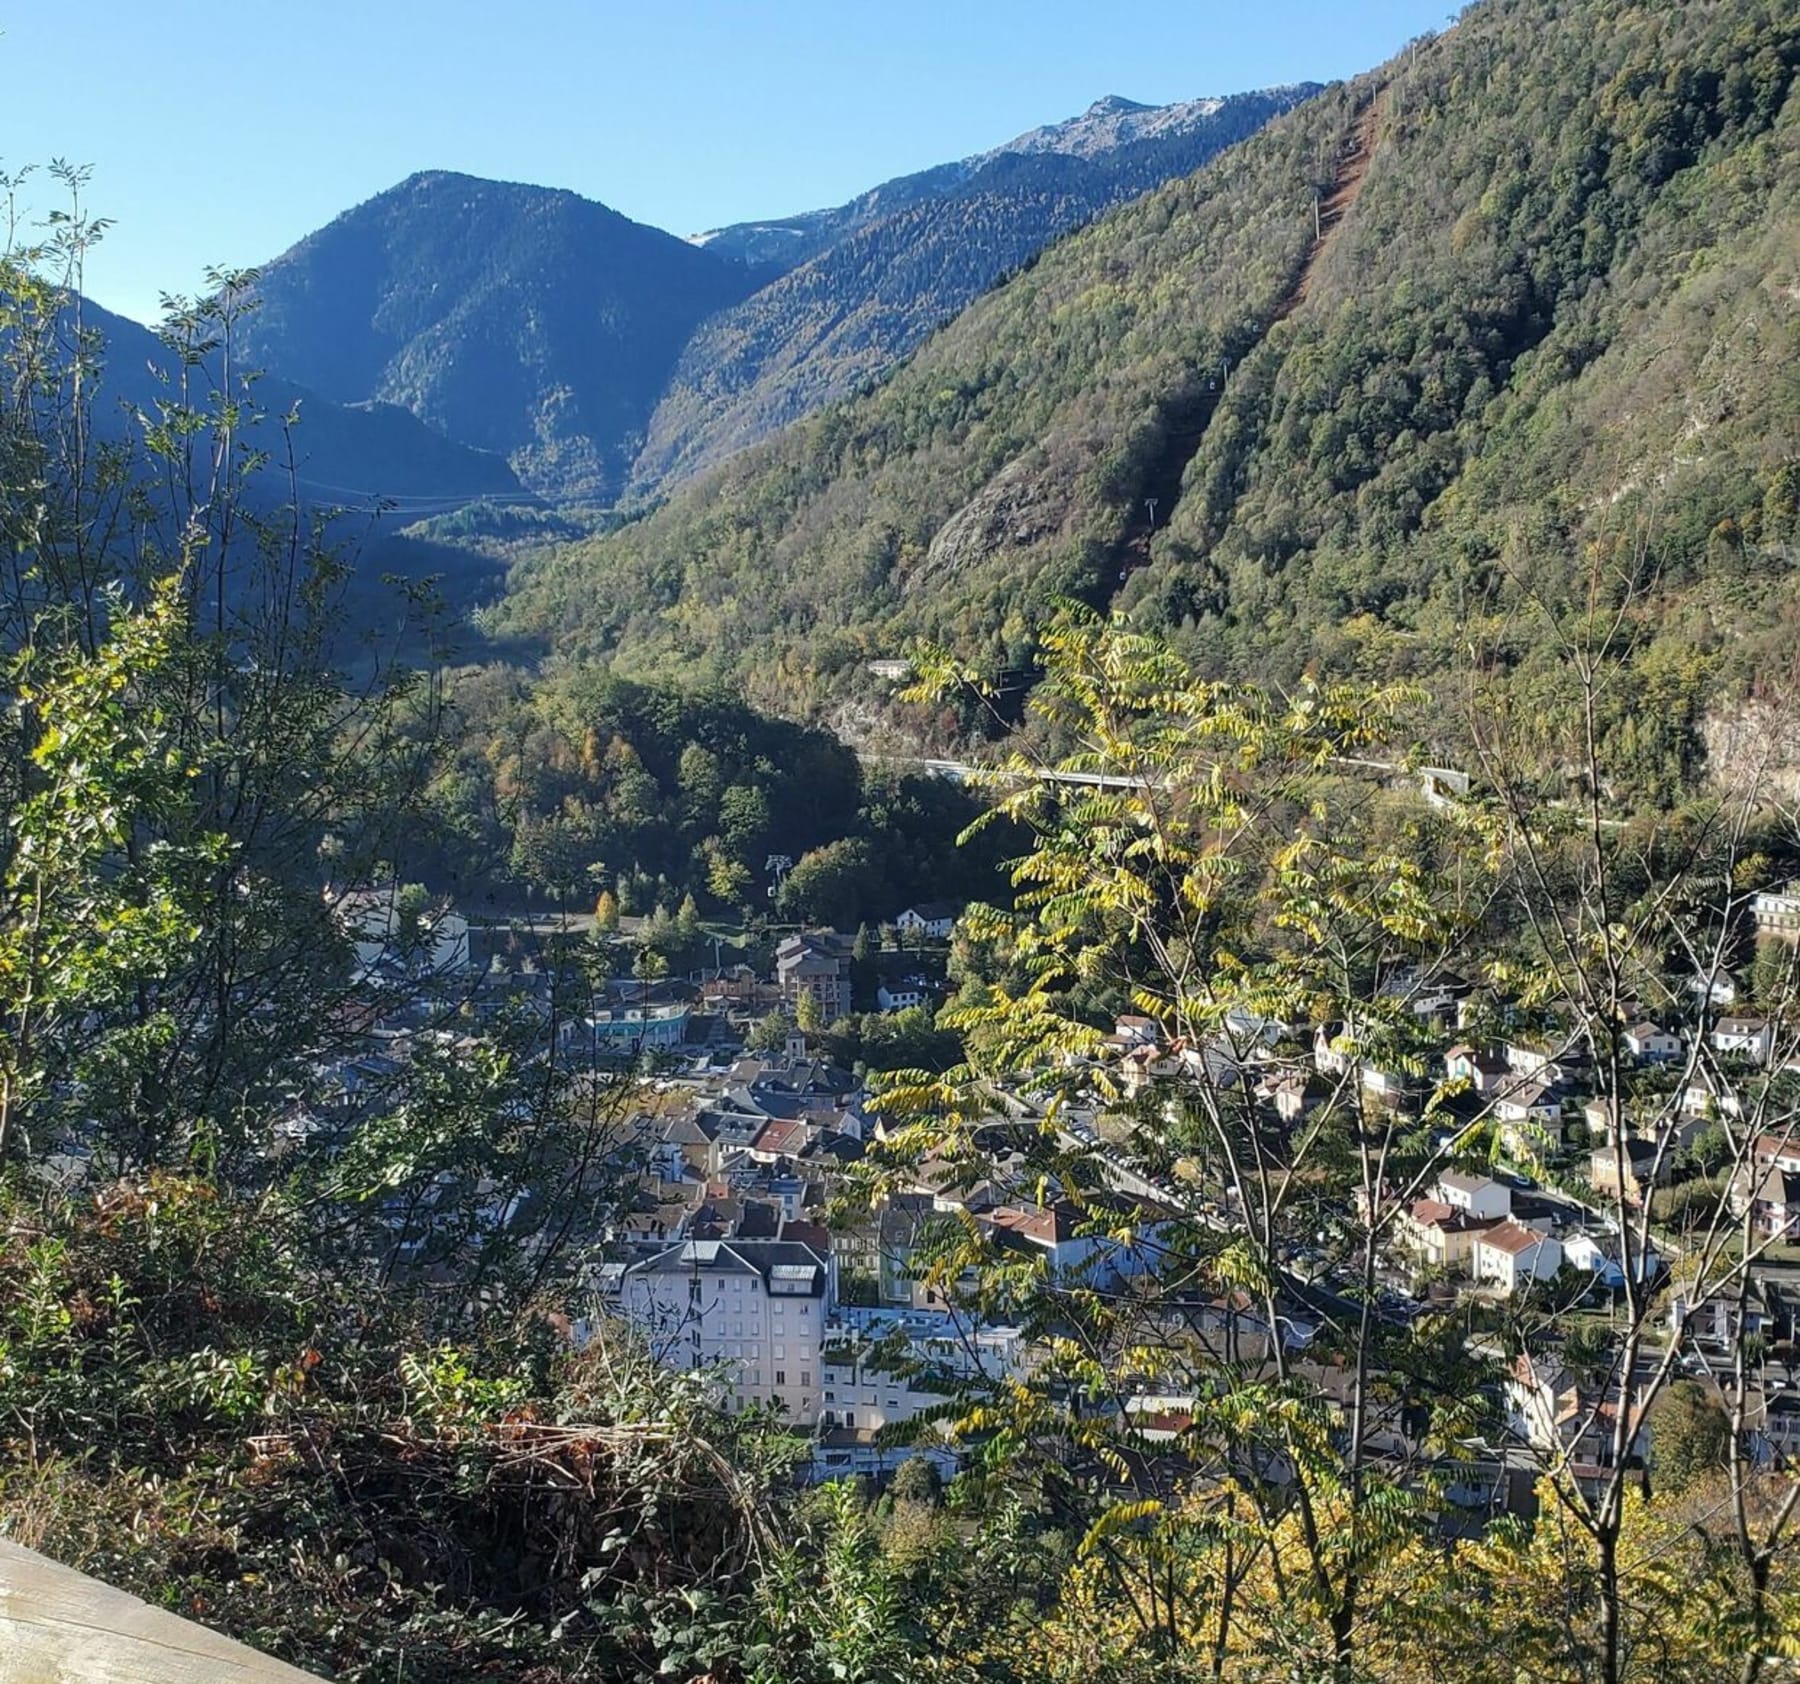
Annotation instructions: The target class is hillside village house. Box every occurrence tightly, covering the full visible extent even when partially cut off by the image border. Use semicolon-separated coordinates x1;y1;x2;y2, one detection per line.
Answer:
1683;1078;1744;1121
1473;1222;1564;1293
1562;1229;1658;1292
1711;1016;1776;1067
1437;1170;1512;1222
1753;884;1800;941
1313;1022;1351;1076
1397;1198;1493;1271
335;884;472;979
1730;1134;1800;1241
894;902;959;940
1762;1394;1800;1466
1446;1044;1510;1093
875;977;926;1011
1622;1022;1684;1062
1587;1138;1672;1206
1583;1096;1623;1142
1492;1078;1562;1142
1359;1061;1416;1110
1669;1279;1773;1350
980;1198;1170;1288
1506;1351;1646;1469
1265;1071;1333;1122
775;933;852;1021
820;1307;1028;1435
1505;1036;1573;1081
1687;970;1739;1008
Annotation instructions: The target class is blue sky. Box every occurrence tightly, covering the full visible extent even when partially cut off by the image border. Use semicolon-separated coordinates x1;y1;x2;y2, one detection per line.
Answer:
2;0;1458;324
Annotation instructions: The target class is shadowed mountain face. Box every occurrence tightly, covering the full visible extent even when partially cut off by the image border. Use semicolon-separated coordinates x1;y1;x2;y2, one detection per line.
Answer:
501;0;1799;776
634;87;1319;493
234;172;761;500
72;295;522;507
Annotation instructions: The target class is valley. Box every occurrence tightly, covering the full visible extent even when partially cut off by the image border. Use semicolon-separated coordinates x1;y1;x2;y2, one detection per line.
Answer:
4;1;1800;1678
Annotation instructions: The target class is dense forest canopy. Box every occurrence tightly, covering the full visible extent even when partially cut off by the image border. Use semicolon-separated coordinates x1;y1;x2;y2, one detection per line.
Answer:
416;660;1008;926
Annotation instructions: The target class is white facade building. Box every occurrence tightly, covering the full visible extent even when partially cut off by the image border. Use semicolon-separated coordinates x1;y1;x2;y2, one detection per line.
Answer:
336;884;472;979
894;903;959;940
1712;1017;1775;1067
1473;1222;1563;1293
616;1239;830;1424
1436;1171;1512;1222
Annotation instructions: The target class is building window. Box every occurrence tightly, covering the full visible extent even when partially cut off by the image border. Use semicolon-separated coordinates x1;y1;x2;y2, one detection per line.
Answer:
801;1371;811;1387
775;1370;786;1386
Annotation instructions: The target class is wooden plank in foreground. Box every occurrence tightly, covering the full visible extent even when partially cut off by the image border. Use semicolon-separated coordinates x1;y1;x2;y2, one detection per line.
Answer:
0;1538;325;1683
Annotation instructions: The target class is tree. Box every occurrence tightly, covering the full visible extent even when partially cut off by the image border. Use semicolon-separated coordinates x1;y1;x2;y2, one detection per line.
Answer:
747;1010;797;1053
1683;1124;1729;1177
889;1455;942;1506
677;892;702;942
677;741;723;828
795;987;824;1034
706;844;753;911
1650;1381;1732;1496
872;603;1800;1683
595;888;620;932
851;922;879;1011
879;611;1496;1681
0;581;217;1161
777;837;880;930
718;784;772;860
639;904;678;957
1;222;449;1175
1751;938;1797;1011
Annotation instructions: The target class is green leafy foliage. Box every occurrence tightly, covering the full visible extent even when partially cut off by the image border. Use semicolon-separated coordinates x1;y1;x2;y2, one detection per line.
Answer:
419;664;1013;923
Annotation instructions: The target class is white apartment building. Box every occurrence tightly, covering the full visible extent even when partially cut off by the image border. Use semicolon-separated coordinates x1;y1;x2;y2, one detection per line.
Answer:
617;1239;830;1424
819;1306;1028;1433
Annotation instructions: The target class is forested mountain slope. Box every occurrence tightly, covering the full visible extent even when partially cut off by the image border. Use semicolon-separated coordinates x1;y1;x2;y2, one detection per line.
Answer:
505;0;1799;796
235;172;760;499
633;88;1316;492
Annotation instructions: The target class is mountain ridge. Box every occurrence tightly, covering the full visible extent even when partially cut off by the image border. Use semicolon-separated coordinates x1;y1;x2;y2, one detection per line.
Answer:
235;171;760;499
73;293;523;506
501;0;1799;802
234;87;1312;502
631;84;1319;493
